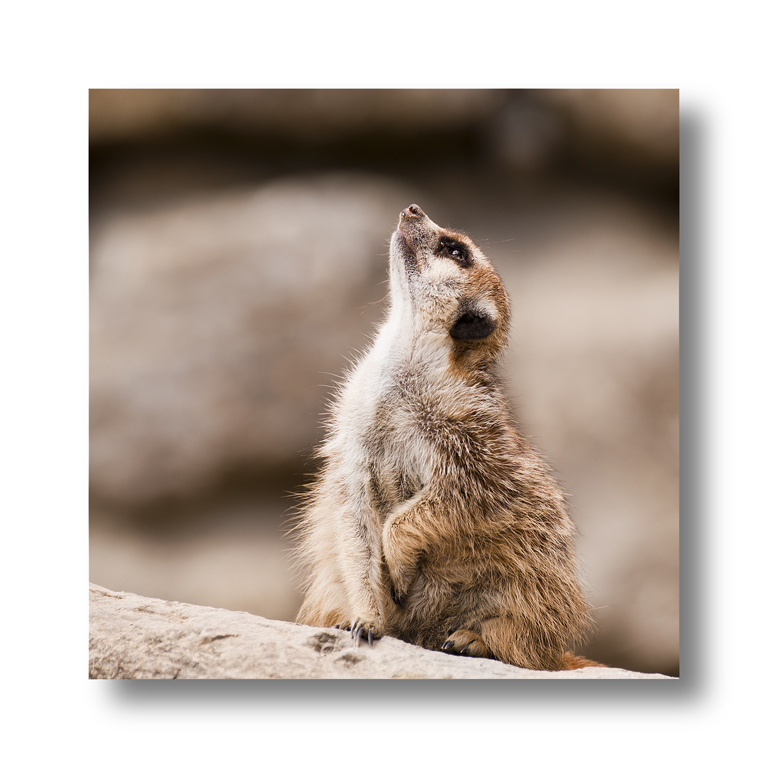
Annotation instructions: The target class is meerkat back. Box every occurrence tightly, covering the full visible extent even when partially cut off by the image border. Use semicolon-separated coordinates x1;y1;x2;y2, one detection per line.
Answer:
294;204;597;671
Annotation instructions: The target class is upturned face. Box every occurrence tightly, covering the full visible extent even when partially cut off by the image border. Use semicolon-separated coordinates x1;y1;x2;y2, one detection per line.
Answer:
389;204;511;373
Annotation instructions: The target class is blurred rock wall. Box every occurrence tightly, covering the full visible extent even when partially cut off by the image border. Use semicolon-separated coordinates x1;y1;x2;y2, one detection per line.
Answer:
90;175;409;505
89;89;679;675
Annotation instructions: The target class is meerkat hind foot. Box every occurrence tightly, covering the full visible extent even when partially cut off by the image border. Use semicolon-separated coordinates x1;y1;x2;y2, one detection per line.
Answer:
441;629;491;658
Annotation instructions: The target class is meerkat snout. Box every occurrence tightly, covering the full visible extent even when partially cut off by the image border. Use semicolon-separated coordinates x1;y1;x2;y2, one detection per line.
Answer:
400;203;424;220
394;204;437;256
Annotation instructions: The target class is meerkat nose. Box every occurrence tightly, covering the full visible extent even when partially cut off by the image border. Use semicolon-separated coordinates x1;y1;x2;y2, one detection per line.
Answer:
401;204;424;219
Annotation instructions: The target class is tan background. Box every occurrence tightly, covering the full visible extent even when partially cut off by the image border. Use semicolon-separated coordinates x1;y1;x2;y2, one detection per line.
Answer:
89;89;679;676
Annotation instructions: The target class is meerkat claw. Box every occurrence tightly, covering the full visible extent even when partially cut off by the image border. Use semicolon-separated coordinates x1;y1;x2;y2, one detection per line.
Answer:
349;620;381;647
441;629;490;658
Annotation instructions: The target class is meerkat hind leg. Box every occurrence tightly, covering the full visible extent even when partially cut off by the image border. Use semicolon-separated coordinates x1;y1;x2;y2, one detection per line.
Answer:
441;617;568;670
475;615;566;670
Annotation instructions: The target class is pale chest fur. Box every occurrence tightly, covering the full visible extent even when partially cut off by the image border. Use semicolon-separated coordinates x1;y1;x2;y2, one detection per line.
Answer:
324;316;455;518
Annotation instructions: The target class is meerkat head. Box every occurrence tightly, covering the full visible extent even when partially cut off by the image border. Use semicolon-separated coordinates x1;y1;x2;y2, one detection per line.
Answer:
388;204;511;373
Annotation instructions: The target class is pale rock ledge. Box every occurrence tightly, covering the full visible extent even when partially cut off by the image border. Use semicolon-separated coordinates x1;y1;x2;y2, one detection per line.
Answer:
88;583;674;680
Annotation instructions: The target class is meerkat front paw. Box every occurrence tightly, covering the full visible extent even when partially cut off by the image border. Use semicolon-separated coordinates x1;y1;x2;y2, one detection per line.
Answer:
390;583;407;609
383;521;420;608
334;618;381;646
350;618;382;646
388;566;418;609
441;629;491;658
332;620;351;631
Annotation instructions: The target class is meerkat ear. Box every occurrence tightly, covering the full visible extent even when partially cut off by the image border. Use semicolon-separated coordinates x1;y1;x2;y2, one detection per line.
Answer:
450;310;496;340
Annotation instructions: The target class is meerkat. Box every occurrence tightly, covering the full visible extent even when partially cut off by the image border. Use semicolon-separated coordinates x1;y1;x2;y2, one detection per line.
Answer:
294;204;599;671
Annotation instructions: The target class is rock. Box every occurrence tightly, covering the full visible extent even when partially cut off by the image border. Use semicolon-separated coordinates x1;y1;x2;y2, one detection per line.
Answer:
90;173;412;508
88;584;674;680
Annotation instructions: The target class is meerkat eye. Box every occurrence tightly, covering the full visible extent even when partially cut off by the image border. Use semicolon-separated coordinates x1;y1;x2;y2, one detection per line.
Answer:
440;241;470;266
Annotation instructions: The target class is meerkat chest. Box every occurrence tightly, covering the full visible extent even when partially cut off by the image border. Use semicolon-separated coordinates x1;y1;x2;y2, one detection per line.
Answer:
336;356;435;514
364;414;425;516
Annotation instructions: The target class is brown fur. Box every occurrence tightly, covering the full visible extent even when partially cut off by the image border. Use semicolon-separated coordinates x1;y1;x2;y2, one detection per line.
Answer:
293;204;599;671
561;652;606;670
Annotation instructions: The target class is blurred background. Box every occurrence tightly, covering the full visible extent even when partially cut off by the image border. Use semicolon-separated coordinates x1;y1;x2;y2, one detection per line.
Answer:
89;89;679;676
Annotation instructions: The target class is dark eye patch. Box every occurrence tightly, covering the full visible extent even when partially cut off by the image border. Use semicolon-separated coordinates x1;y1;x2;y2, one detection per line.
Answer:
438;240;470;267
